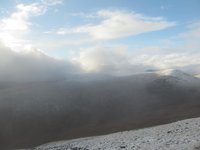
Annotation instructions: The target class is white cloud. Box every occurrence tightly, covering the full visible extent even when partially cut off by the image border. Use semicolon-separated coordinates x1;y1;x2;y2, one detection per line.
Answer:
41;0;63;6
74;45;127;72
71;12;97;19
45;9;176;49
56;28;73;35
75;9;176;40
0;3;46;51
73;45;155;75
0;3;45;31
0;0;63;52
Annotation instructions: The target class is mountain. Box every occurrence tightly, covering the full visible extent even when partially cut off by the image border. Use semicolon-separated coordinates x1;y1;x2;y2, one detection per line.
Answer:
180;64;200;76
196;74;200;78
156;69;199;84
26;117;200;150
0;70;200;149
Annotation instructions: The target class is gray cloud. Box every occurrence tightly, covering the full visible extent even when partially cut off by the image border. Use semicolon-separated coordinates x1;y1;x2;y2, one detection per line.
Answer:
0;43;79;81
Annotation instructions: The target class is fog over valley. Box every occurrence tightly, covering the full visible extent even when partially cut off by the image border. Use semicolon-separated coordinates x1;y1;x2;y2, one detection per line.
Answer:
0;0;200;149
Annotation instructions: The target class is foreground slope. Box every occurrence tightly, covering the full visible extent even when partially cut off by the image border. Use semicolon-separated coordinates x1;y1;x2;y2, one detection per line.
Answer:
1;70;200;149
26;117;200;150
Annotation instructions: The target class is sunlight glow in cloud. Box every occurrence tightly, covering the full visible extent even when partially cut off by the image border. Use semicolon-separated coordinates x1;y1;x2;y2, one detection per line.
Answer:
0;3;46;51
0;1;63;52
74;45;129;72
0;3;45;31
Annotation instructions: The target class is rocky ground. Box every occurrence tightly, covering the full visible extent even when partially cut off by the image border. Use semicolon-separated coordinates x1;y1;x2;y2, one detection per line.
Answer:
25;117;200;150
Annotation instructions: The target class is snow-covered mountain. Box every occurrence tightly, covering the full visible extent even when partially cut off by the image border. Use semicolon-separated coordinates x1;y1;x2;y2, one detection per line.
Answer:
196;74;200;78
1;69;200;149
25;117;200;150
180;64;200;76
156;69;199;84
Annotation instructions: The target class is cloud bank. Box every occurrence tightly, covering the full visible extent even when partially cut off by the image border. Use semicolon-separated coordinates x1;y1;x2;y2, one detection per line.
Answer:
1;41;200;82
0;43;78;82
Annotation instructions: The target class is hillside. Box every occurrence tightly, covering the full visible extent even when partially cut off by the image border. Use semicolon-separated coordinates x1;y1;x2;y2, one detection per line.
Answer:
25;117;200;150
1;70;200;149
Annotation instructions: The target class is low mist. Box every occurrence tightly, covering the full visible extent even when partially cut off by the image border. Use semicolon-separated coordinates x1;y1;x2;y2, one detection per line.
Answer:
0;43;79;82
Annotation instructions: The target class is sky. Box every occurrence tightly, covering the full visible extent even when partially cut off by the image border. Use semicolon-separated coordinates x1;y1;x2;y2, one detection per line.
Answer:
0;0;200;80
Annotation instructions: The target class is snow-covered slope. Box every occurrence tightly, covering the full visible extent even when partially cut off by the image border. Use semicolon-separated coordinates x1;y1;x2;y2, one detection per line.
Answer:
25;117;200;150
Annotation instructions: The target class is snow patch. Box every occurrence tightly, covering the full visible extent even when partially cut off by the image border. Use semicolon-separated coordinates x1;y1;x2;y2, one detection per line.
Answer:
27;117;200;150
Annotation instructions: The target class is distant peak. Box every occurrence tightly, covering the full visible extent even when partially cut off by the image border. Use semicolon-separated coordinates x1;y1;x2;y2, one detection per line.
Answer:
155;69;199;84
156;69;190;77
195;74;200;78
